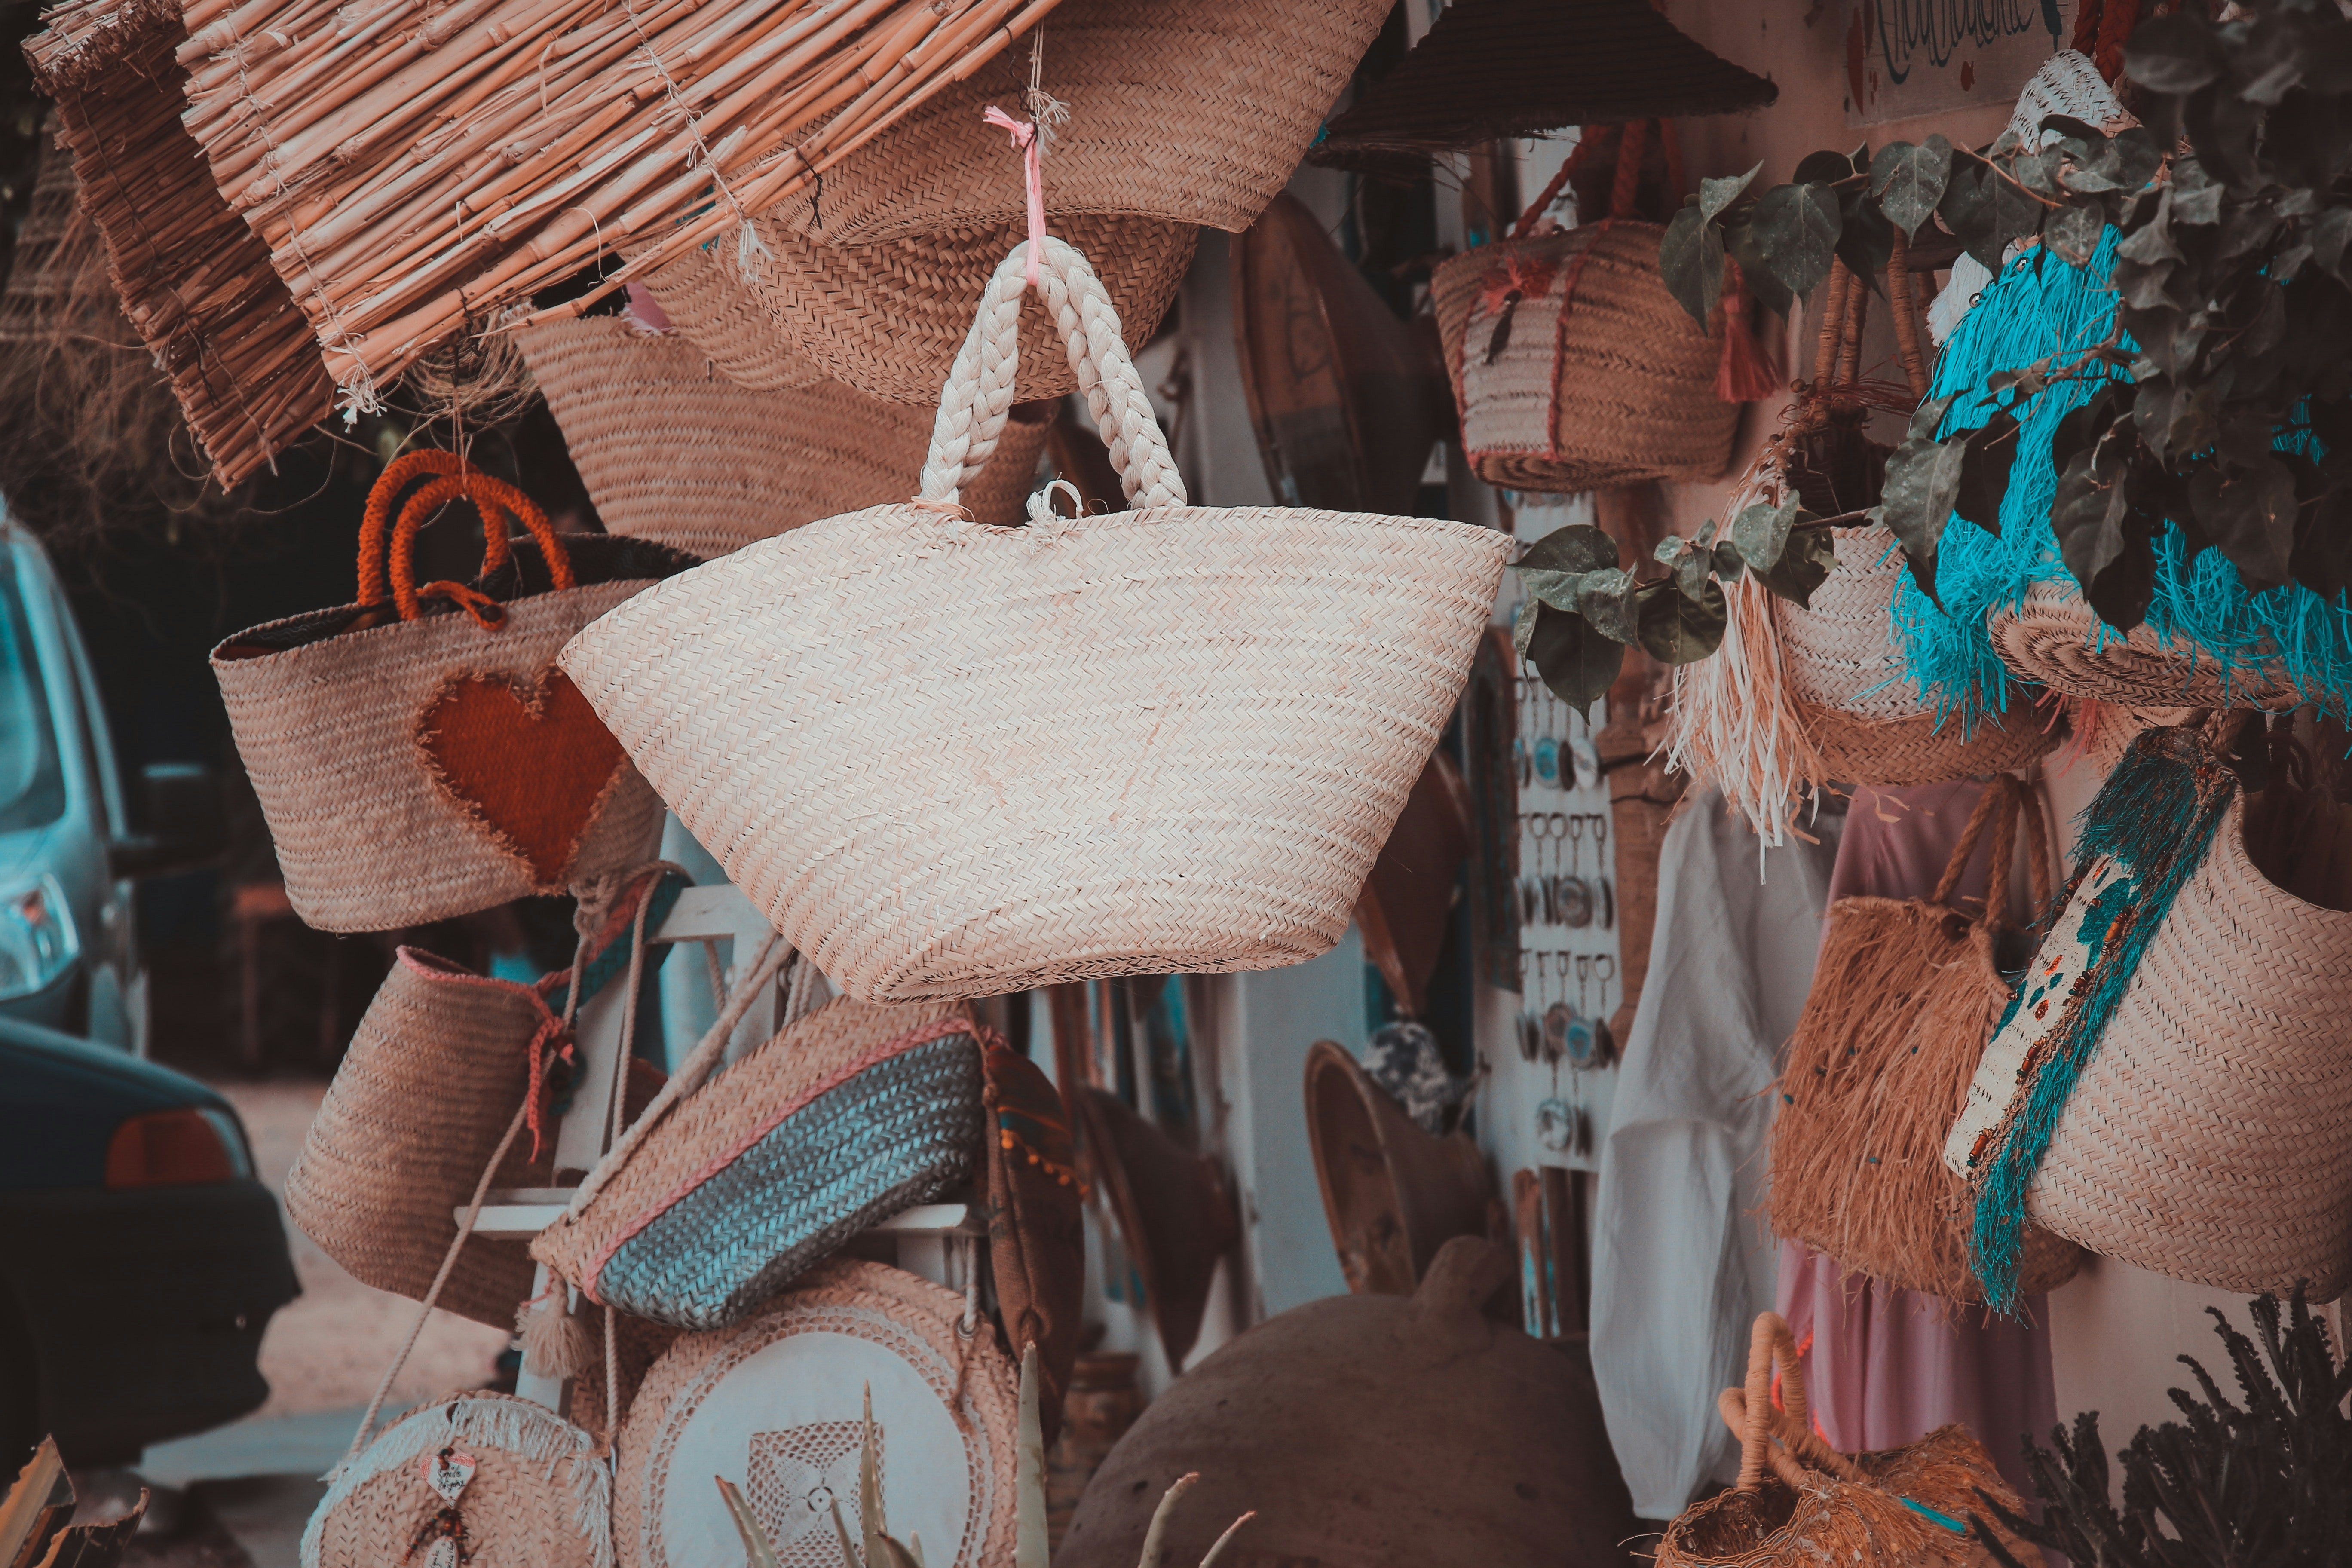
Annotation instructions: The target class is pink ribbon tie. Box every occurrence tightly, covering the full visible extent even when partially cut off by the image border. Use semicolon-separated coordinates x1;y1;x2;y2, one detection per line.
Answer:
983;105;1046;290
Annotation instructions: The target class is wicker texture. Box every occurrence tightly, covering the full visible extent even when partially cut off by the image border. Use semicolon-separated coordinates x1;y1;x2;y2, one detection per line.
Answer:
1949;784;2352;1298
1782;527;2054;783
643;212;1194;404
1310;0;1777;177
302;1392;610;1568
1770;778;2083;1302
22;0;334;486
520;318;1047;556
755;0;1392;245
614;1259;1017;1568
533;998;986;1330
1430;220;1736;493
1989;579;2303;711
561;237;1509;1001
214;564;669;933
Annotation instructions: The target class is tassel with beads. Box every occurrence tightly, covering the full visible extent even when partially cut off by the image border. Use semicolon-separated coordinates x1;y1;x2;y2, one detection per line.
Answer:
516;1280;594;1381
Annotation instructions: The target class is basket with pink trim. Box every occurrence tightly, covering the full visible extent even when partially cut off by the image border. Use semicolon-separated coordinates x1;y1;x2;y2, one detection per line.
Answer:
530;995;986;1331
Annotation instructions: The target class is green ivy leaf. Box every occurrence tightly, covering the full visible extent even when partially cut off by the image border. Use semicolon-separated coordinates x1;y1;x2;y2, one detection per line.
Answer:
1871;135;1951;239
1792;149;1859;187
1834;187;1896;296
2124;10;2227;93
1519;599;1623;721
1954;409;2022;536
1726;217;1795;316
2050;430;2159;631
2044;202;2107;267
1577;567;1641;645
1712;539;1747;580
1754;526;1835;609
2191;459;2299;592
1513;523;1620;610
1752;181;1842;300
1700;163;1762;226
1633;577;1728;665
1729;496;1798;571
1659;206;1712;325
1874;393;1966;603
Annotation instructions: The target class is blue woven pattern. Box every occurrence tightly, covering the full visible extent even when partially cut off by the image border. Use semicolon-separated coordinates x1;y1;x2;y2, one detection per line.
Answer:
596;1033;984;1329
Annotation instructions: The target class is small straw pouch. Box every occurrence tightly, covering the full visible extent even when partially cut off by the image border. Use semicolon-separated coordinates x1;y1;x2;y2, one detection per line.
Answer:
1657;1314;2031;1568
1770;775;2084;1303
1947;725;2352;1306
303;1392;611;1568
560;235;1509;1001
1429;126;1738;494
532;996;988;1331
213;453;695;932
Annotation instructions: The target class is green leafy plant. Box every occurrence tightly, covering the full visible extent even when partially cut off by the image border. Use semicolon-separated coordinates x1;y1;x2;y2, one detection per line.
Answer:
1664;0;2352;633
1978;1287;2352;1568
1513;498;1836;714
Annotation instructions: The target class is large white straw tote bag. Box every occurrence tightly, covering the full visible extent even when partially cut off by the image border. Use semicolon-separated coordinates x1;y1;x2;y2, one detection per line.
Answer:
562;236;1511;1001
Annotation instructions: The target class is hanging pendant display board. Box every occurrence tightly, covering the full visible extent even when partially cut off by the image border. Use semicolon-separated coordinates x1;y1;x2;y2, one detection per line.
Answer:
1845;0;2078;126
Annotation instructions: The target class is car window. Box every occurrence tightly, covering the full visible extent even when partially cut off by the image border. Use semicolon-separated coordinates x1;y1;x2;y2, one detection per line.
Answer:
0;549;67;834
52;581;125;838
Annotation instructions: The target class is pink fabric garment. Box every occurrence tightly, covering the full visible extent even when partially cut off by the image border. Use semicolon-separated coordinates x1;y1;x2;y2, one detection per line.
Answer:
1776;779;2059;1501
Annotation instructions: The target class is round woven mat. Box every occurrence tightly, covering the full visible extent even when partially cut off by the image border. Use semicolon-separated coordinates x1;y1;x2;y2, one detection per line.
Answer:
303;1392;609;1568
642;213;1196;405
520;318;1048;556
1989;579;2302;710
752;0;1394;245
614;1259;1018;1568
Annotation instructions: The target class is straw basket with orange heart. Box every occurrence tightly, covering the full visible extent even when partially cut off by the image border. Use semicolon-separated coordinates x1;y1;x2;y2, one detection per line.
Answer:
212;453;697;932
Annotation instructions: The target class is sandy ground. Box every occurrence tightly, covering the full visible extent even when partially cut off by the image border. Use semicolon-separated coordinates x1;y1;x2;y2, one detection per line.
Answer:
226;1080;510;1418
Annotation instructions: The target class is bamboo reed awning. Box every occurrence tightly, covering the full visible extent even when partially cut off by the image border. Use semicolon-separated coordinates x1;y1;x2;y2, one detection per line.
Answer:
38;0;1063;462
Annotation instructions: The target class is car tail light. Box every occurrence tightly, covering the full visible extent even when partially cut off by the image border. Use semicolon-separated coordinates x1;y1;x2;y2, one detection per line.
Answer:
104;1108;252;1188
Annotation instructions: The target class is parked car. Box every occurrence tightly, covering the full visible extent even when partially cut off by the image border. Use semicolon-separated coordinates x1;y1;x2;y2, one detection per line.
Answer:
1;515;221;1050
0;1010;298;1467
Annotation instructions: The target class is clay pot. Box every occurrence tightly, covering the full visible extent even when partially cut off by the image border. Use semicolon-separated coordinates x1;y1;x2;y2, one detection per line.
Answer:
1304;1041;1493;1295
1054;1238;1639;1568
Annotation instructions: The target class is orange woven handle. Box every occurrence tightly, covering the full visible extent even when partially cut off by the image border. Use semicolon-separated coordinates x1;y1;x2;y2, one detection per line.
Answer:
357;453;572;622
1723;1312;1867;1493
1928;775;2052;932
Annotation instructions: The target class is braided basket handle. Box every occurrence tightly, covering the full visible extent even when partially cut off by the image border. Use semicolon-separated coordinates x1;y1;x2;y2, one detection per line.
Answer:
1928;774;2052;932
1723;1312;1867;1493
918;237;1187;515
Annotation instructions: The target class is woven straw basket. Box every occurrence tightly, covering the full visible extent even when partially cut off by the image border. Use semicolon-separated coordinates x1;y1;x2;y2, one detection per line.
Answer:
1948;729;2352;1299
1430;219;1736;493
1771;776;2083;1303
533;997;986;1330
754;0;1393;246
561;236;1510;1001
1658;1314;2028;1568
214;460;686;931
302;1392;610;1568
643;212;1195;404
1784;527;2054;782
1988;579;2303;711
284;946;662;1329
520;318;1050;557
614;1258;1017;1568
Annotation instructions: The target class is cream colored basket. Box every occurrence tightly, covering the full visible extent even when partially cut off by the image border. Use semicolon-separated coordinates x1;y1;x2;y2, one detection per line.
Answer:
562;236;1510;1001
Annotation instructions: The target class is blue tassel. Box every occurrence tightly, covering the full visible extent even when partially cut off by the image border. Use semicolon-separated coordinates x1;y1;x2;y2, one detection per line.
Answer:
1887;233;2352;722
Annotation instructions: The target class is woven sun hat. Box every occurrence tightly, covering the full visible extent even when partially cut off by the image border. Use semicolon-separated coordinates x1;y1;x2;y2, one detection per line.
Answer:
1987;579;2305;712
640;211;1196;405
1770;776;2084;1304
751;0;1393;247
561;235;1510;1002
614;1258;1019;1568
1429;124;1736;495
1948;726;2352;1308
285;875;677;1329
531;996;988;1332
519;315;1051;556
211;454;694;932
302;1392;611;1568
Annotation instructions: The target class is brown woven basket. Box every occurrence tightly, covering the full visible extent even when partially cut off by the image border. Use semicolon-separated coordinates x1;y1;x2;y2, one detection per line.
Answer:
643;212;1195;405
614;1258;1018;1568
1430;218;1736;493
1988;579;2303;711
301;1391;608;1568
23;0;334;488
753;0;1393;246
1948;736;2352;1298
520;318;1049;556
1781;527;2055;784
212;461;682;932
1771;777;2083;1303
